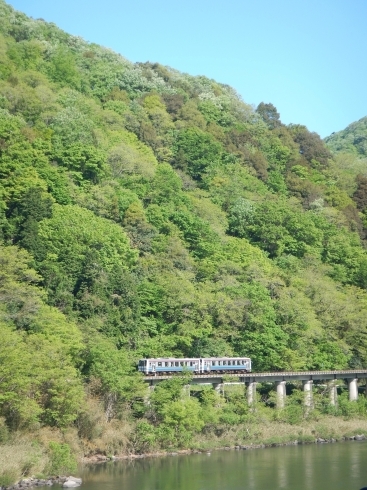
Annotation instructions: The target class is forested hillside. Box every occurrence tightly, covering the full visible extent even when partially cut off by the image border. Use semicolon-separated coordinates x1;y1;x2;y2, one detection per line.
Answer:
325;117;367;157
1;0;367;469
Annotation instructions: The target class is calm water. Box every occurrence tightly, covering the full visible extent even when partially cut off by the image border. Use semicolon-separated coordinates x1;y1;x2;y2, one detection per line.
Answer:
74;442;367;490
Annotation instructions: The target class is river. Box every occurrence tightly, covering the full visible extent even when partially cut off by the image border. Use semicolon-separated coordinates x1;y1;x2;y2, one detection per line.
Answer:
72;441;367;490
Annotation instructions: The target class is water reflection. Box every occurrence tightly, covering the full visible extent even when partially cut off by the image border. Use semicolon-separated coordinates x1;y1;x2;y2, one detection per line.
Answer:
74;441;367;490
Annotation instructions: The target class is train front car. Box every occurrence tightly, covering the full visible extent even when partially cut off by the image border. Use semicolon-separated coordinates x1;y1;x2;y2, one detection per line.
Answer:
138;359;148;374
203;357;251;374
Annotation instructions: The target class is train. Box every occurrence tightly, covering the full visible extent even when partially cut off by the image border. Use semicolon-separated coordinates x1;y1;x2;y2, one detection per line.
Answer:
138;357;252;375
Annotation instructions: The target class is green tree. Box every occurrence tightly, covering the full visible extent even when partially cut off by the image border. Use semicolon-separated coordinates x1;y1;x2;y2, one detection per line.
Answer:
256;102;281;129
173;127;223;180
36;204;137;312
84;337;146;421
47;46;81;88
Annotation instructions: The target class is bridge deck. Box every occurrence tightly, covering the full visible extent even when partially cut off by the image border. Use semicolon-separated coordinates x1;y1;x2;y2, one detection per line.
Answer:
143;369;367;384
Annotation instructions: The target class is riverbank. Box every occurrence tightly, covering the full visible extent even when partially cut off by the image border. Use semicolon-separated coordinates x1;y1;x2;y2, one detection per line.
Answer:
2;417;367;489
2;434;367;490
83;433;367;463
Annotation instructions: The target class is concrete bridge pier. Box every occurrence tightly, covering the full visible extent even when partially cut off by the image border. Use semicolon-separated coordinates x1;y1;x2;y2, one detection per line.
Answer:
276;380;286;409
247;381;257;406
213;383;223;395
303;380;313;410
329;380;338;406
348;378;358;401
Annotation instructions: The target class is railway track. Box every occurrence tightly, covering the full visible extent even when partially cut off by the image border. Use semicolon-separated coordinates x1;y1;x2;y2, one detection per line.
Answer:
143;369;367;382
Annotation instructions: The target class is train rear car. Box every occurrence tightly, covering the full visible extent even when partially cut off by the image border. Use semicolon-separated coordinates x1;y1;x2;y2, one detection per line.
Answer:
203;357;251;373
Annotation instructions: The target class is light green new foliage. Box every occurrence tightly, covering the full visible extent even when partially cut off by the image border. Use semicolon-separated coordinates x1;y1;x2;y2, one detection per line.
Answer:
86;337;146;420
0;245;44;329
30;305;84;362
325;116;367;157
2;0;367;457
0;324;42;427
47;442;77;475
108;139;157;178
0;323;84;429
150;376;204;447
38;204;137;275
51;107;96;147
0;245;85;428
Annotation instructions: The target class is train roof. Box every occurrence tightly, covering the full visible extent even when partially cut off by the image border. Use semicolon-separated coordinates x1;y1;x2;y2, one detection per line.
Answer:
139;356;251;360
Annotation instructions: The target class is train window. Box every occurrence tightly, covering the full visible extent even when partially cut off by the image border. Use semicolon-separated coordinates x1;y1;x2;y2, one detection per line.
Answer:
237;361;240;365
218;361;221;366
158;362;162;367
212;361;216;366
223;361;227;366
175;362;179;367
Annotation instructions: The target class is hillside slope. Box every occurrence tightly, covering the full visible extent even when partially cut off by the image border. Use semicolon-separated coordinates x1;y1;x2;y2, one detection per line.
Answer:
1;0;367;467
325;117;367;157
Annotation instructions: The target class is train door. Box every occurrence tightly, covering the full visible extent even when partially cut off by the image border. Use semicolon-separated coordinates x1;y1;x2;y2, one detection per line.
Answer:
203;359;211;372
198;358;203;373
193;360;199;373
149;361;156;375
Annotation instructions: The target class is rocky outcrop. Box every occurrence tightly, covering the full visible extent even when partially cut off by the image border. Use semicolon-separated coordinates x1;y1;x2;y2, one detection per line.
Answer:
1;476;82;490
62;477;82;488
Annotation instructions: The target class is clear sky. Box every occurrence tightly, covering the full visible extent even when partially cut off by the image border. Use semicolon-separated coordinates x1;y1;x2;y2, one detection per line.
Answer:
6;0;367;138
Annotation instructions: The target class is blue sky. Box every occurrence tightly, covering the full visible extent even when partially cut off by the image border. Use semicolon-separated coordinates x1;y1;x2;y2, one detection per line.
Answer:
6;0;367;138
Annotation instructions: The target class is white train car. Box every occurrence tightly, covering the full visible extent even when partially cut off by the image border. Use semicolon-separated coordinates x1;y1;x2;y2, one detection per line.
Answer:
138;357;251;375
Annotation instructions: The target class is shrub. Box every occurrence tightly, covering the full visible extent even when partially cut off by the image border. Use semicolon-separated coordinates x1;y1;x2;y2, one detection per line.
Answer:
47;442;76;476
0;469;18;487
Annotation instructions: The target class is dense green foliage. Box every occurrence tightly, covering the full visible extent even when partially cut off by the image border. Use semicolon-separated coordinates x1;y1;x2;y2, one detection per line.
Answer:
325;117;367;157
1;0;367;455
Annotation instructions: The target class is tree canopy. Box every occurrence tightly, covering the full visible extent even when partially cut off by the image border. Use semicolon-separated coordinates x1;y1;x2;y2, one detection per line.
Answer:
0;0;367;458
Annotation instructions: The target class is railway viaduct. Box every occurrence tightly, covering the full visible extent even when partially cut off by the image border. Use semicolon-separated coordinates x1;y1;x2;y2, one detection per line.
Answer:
143;369;367;408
